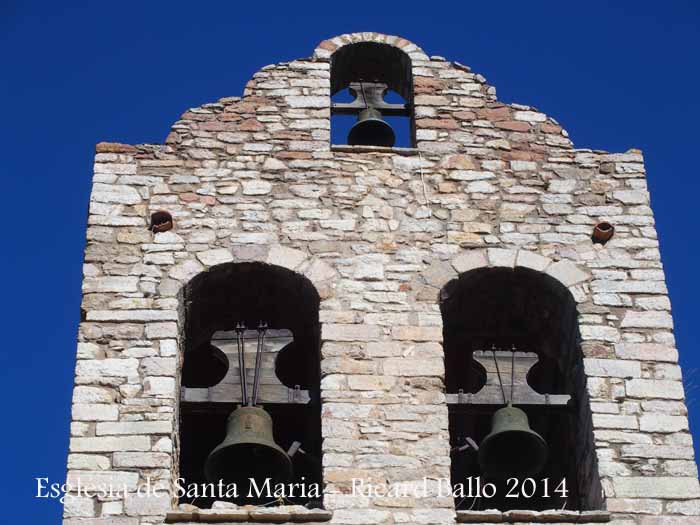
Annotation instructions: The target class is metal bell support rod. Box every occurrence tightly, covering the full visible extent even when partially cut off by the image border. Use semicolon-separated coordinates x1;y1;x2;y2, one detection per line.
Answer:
235;322;248;405
235;321;268;406
490;344;517;406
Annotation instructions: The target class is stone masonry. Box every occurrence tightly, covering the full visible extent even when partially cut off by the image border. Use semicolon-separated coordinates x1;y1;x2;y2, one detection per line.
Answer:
65;33;700;524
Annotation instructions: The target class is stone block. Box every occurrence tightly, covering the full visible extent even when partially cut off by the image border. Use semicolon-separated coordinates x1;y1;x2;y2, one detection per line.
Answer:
143;377;176;396
266;245;307;270
75;358;138;378
145;322;178;339
66;470;140;491
71;436;151;453
626;379;685;400
592;414;638;430
516;250;550;271
322;324;382;342
96;421;172;436
72;404;119;421
451;250;488;274
68;454;111;470
613;477;700;499
546;260;589;286
621;311;674;329
615;343;678;362
383;358;444;377
639;414;689;432
113;452;171;468
83;276;139;293
140;357;177;376
584;358;641;378
124;493;170;516
85;310;177;322
487;248;516;268
391;326;442;341
196;248;234;266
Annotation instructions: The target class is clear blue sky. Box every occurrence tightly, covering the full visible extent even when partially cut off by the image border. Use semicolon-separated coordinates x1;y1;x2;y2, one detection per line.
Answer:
2;1;699;521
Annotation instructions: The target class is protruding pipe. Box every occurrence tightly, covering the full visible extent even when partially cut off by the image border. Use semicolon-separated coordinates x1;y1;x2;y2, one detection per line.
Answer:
149;210;173;233
592;222;615;244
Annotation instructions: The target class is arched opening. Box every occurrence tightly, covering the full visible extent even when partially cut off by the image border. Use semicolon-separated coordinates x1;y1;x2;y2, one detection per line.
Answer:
330;42;414;147
440;266;600;512
178;262;322;508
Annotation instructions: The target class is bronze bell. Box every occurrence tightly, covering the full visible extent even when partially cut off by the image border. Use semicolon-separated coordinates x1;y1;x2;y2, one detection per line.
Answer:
478;404;548;479
348;107;395;147
205;406;292;489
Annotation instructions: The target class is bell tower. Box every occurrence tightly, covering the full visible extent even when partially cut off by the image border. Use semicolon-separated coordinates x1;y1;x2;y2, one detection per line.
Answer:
65;33;699;524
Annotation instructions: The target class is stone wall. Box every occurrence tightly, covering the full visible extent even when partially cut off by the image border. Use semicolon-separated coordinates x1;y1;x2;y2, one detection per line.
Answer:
65;32;699;524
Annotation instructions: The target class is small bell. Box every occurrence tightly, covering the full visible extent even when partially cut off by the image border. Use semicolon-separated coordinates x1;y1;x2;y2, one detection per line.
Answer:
348;107;395;147
205;406;292;490
478;404;548;479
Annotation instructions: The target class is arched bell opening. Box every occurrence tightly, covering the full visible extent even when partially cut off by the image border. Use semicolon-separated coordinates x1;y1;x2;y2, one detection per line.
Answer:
440;266;600;512
330;42;414;147
178;262;322;508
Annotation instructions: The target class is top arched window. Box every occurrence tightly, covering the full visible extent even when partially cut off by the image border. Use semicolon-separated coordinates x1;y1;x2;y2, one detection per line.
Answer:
330;42;415;148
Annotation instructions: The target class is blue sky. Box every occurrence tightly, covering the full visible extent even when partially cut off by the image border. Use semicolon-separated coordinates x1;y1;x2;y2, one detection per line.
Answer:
2;1;699;521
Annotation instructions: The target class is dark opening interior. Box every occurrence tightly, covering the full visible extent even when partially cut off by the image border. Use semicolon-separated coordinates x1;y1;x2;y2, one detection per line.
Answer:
179;262;322;508
441;267;597;512
149;210;173;233
330;42;414;147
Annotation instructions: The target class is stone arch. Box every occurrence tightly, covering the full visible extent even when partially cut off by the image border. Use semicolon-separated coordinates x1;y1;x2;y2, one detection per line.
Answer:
420;248;590;304
432;248;600;512
314;32;429;62
170;244;338;302
172;246;331;508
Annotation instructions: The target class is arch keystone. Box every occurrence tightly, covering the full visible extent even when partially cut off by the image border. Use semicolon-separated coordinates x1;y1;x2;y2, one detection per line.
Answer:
487;248;517;268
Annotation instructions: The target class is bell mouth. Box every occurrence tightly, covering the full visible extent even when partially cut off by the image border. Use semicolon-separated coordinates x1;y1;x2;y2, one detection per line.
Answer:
477;406;548;479
205;440;292;488
347;107;396;147
204;406;293;490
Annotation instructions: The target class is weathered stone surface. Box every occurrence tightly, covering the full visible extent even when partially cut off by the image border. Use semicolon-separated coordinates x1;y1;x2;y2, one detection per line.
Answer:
96;421;171;436
626;379;685;400
584;358;641;378
83;276;139;293
67;32;698;525
546;260;589;286
451;250;488;274
613;477;700;499
70;436;151;452
621;311;674;329
266;244;307;270
639;414;689;432
75;358;138;378
615;343;678;362
196;248;234;266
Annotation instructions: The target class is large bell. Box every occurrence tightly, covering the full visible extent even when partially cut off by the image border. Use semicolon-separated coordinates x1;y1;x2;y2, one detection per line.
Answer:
205;406;292;490
348;107;395;147
478;404;548;479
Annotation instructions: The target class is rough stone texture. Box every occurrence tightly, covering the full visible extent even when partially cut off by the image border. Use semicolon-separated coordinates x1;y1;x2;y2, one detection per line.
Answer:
65;32;697;524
